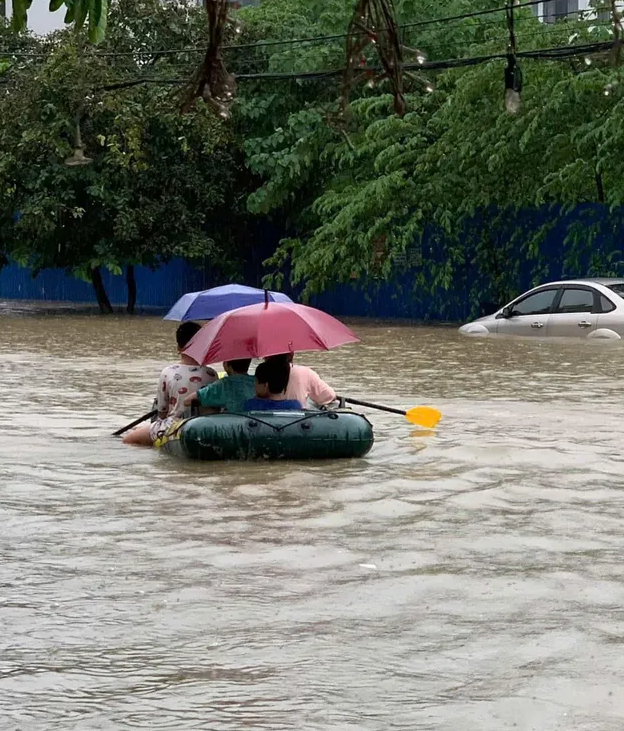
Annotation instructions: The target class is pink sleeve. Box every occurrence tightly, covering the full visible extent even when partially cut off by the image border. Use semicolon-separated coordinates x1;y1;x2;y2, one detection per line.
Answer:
306;368;336;406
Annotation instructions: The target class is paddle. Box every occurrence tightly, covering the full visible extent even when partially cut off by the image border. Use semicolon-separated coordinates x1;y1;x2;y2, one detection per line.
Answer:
113;371;228;437
112;410;157;437
341;397;441;429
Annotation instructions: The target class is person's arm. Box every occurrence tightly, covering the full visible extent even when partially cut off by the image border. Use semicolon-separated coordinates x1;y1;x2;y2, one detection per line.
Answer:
185;368;219;406
306;368;337;406
183;390;221;414
183;391;198;407
155;369;170;420
194;380;227;409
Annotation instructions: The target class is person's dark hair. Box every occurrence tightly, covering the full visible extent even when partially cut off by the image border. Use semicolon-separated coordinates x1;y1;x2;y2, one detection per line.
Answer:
176;321;202;349
255;360;290;395
265;353;294;365
225;358;252;374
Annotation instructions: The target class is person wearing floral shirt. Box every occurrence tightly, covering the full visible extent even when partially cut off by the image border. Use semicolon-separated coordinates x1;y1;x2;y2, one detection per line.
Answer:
123;322;218;447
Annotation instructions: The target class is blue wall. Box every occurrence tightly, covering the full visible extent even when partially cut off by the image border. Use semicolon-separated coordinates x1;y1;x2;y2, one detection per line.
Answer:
0;260;211;310
313;206;624;321
2;206;622;321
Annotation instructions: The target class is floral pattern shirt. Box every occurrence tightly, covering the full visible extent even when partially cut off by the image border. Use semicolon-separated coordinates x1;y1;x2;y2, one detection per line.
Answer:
156;364;218;420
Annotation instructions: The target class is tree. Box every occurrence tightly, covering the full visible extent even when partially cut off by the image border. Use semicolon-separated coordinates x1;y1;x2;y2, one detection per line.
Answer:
243;3;624;314
0;0;247;312
7;0;624;317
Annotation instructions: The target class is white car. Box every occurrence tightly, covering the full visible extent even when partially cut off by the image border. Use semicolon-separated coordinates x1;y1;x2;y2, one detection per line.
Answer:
459;278;624;339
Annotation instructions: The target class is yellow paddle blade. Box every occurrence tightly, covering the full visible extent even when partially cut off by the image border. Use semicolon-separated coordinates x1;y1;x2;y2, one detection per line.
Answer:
405;406;441;429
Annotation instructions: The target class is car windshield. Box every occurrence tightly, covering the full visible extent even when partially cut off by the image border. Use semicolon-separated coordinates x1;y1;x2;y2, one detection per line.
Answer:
606;283;624;298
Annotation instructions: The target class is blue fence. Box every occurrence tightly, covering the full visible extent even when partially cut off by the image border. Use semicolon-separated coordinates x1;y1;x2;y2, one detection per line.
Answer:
314;205;624;321
2;206;622;321
0;260;211;310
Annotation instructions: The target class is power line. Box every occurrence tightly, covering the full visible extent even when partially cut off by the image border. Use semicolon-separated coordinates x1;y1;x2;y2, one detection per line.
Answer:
93;40;616;91
219;0;546;52
0;0;554;60
0;0;614;89
1;2;610;62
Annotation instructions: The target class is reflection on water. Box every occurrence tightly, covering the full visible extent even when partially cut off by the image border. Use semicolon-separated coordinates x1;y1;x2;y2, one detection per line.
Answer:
2;311;624;729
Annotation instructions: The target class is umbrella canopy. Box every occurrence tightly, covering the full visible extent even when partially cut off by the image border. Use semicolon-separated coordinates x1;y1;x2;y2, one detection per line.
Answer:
164;284;293;322
184;301;360;365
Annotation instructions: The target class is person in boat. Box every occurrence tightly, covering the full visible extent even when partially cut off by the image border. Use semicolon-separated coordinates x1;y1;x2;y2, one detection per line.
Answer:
264;353;336;409
244;360;303;411
123;322;218;447
183;358;255;414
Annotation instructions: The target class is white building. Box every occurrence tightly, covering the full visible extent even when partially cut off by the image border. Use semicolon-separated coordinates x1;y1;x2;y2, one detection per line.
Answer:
534;0;616;21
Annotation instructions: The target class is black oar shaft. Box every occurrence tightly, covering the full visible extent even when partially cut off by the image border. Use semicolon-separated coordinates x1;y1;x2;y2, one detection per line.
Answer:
112;410;157;437
341;396;406;417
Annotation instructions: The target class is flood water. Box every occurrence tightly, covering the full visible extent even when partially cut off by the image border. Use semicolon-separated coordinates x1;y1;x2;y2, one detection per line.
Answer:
2;311;624;730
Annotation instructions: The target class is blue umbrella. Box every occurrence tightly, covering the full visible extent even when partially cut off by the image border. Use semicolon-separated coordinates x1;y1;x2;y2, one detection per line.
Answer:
164;284;294;322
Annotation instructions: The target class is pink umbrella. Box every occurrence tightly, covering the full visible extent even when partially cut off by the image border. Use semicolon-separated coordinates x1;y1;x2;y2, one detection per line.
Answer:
184;301;360;365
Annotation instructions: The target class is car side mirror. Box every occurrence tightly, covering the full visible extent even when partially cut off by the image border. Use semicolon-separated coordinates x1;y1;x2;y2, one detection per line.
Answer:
501;305;514;319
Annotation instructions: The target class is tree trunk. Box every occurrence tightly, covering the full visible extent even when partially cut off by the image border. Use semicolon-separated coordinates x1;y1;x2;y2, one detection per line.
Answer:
126;264;137;315
91;266;113;314
596;172;605;204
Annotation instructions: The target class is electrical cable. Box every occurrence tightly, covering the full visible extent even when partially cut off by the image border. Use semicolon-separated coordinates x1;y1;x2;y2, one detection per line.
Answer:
90;40;617;91
0;0;563;59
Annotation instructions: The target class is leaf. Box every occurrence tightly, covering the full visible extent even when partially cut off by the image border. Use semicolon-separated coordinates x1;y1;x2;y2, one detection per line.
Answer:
89;0;103;26
49;0;65;11
64;1;75;24
73;0;89;30
10;0;33;32
88;0;108;45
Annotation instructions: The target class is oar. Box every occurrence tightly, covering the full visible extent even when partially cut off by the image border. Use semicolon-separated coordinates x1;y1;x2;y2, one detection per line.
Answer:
113;371;227;437
341;397;441;429
112;410;157;437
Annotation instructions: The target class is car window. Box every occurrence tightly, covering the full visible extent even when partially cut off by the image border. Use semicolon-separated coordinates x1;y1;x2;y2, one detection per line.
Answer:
554;287;594;314
511;289;558;316
599;294;616;313
606;283;624;298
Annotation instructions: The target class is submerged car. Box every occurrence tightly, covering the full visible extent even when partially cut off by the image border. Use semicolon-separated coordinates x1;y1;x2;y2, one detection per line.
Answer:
459;278;624;339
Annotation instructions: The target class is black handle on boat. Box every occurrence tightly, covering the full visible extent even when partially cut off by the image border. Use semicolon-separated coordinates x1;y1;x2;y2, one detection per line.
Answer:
340;396;406;417
112;410;157;437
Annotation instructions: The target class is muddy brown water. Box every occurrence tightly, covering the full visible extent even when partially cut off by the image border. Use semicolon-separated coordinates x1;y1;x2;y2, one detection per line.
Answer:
2;311;624;730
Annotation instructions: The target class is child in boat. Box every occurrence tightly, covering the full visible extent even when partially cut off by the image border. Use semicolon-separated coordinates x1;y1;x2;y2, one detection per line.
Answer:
123;322;218;447
264;353;336;408
183;358;255;413
244;360;303;411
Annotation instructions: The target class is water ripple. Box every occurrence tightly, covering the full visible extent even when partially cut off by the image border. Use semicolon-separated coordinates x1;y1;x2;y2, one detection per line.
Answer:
2;316;624;729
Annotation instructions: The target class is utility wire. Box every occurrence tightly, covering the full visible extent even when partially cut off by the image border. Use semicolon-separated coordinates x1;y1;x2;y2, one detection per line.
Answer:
0;0;559;59
1;3;610;61
92;40;616;91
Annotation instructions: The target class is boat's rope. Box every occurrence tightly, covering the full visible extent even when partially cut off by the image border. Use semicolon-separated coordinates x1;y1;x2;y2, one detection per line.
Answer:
220;410;339;433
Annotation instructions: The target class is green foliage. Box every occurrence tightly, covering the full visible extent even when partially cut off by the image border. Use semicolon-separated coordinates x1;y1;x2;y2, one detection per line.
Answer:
243;4;624;311
11;0;108;44
6;0;624;317
0;0;247;308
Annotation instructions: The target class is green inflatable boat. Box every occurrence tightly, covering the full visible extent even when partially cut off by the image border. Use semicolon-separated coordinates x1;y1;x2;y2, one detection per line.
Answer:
157;410;374;461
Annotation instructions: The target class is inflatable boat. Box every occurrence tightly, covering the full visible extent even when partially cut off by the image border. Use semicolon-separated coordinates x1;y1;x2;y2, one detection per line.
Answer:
156;409;374;461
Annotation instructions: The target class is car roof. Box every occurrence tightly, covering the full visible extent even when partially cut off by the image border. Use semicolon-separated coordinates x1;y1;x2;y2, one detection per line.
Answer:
539;278;624;287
